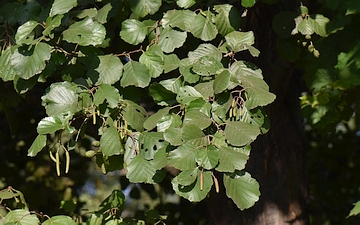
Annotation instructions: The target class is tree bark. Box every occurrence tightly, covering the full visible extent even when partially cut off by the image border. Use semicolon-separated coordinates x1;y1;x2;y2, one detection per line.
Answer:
205;1;309;224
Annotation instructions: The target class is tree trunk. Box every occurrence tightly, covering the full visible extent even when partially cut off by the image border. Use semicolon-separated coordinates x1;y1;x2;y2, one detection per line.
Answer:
205;1;309;224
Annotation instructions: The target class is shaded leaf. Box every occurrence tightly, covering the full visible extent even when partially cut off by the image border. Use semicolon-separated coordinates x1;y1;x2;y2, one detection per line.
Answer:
163;54;181;73
242;0;257;8
122;99;147;131
176;86;203;105
144;107;171;130
213;4;241;36
183;109;212;130
93;84;121;108
167;142;197;170
214;70;231;94
43;15;63;36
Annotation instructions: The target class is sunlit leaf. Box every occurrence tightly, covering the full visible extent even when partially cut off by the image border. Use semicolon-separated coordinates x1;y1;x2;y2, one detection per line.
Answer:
144;107;170;130
224;172;260;210
63;17;106;46
213;70;231;94
176;0;196;8
37;116;64;134
172;170;213;202
190;11;218;41
93;84;121;108
130;0;162;18
11;43;51;80
15;20;38;44
0;47;17;81
139;47;164;78
88;54;123;85
120;19;147;45
195;145;219;169
348;201;360;217
225;31;255;53
95;3;112;24
162;9;195;31
121;61;151;88
176;86;203;105
183;110;212;130
216;145;249;172
50;0;77;17
168;142;197;170
224;121;260;146
27;134;46;157
213;4;241;36
41;82;79;116
163;54;181;73
43;215;77;225
158;28;187;53
43;14;63;36
100;123;122;156
5;209;40;225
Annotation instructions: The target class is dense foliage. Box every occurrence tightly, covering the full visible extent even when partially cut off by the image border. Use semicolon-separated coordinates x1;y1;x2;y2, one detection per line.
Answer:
1;0;360;224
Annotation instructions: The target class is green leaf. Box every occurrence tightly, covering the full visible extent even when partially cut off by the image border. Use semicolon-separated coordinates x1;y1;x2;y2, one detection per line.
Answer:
121;61;151;88
167;142;197;170
63;17;106;46
139;132;168;160
224;172;260;210
213;4;241;36
179;58;200;83
348;201;360;217
176;86;203;105
183;110;212;130
0;47;17;81
37;116;64;134
149;83;177;106
224;121;260;146
297;18;314;35
0;191;19;199
172;170;213;202
144;107;170;130
139;47;164;78
120;19;147;45
93;84;121;108
50;0;77;17
98;190;125;213
188;44;222;63
176;0;196;8
15;20;38;44
43;14;64;36
158;28;187;53
309;14;330;37
242;0;257;8
175;169;198;186
43;215;77;225
163;54;181;73
240;75;276;109
5;209;40;225
159;78;182;93
164;127;183;146
192;56;223;76
182;124;207;146
162;10;196;31
130;0;162;18
195;145;219;169
75;8;97;19
216;145;249;172
190;11;218;41
225;31;255;53
41;82;79;116
157;113;182;132
11;43;51;80
194;80;214;98
95;3;112;24
272;11;298;38
100;123;122;156
126;155;155;183
27;134;46;156
122;99;147;131
88;54;123;85
214;70;231;94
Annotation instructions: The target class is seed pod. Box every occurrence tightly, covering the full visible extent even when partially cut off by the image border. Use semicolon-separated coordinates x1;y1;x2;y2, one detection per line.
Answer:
49;151;57;163
100;163;107;175
200;171;204;191
65;150;70;174
56;150;60;176
92;140;100;147
85;150;96;158
213;175;219;193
